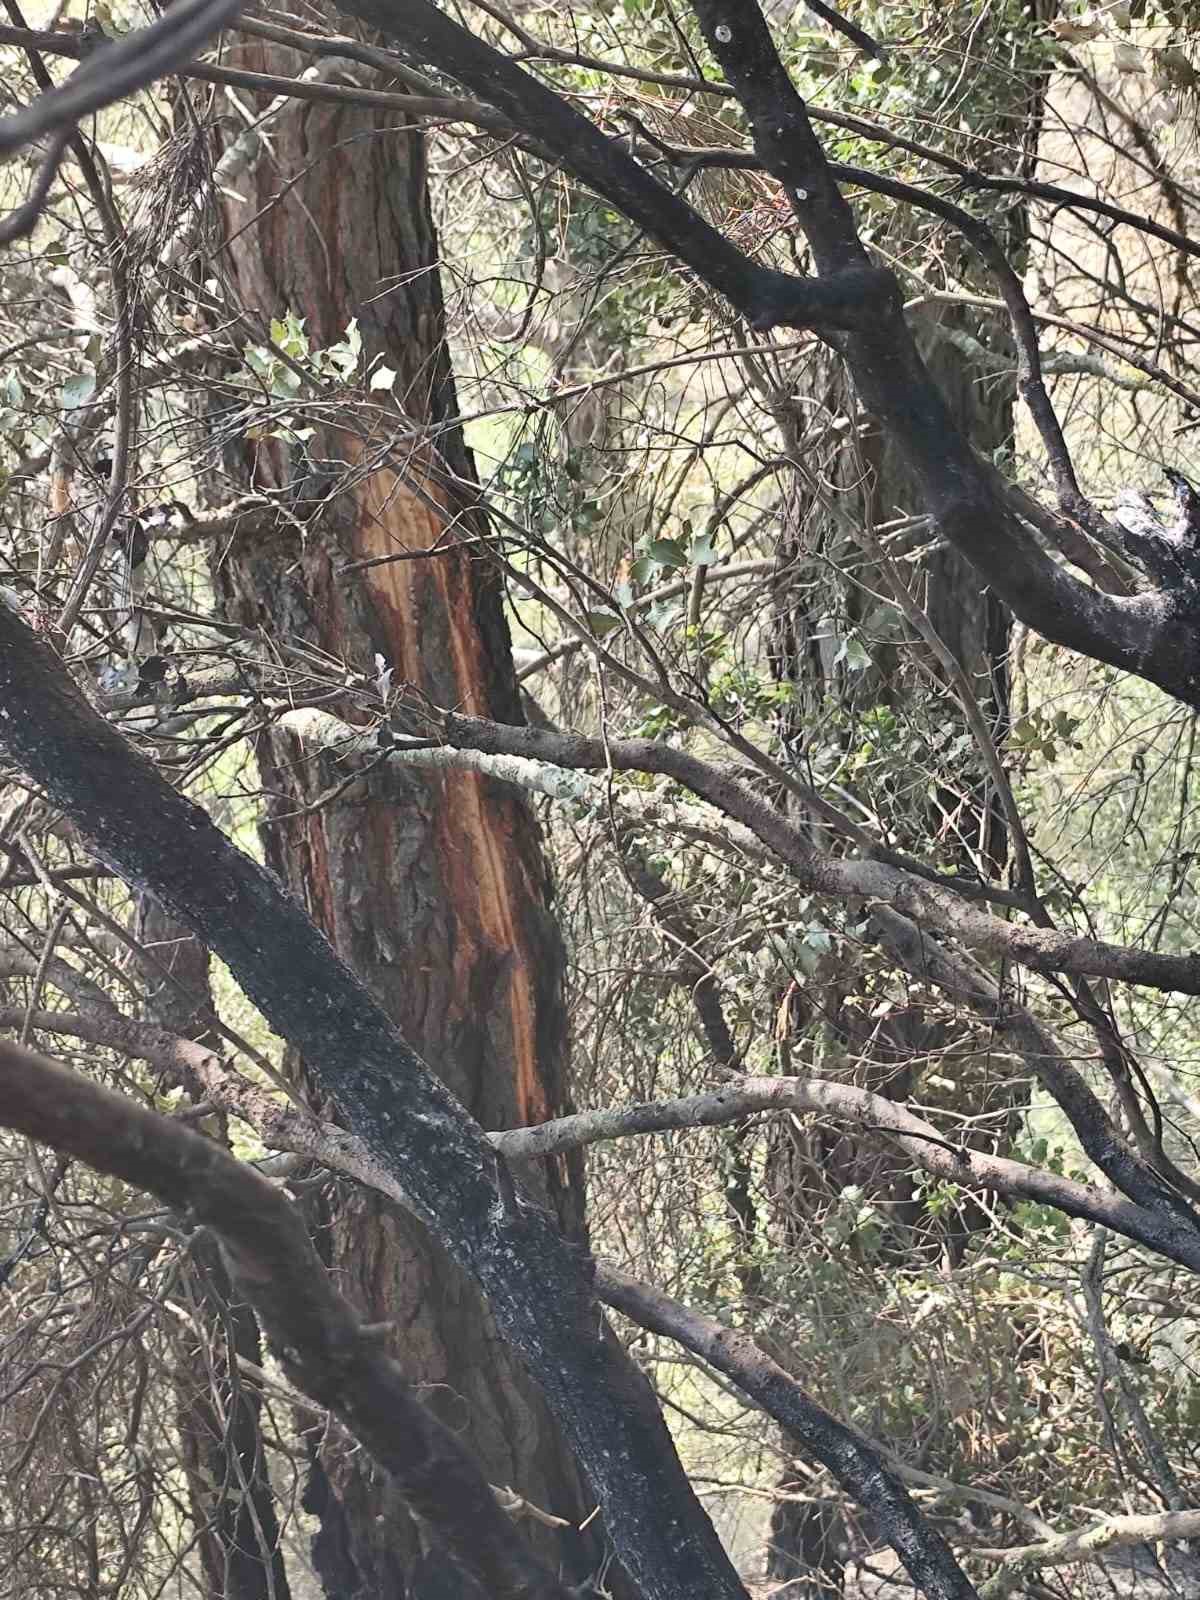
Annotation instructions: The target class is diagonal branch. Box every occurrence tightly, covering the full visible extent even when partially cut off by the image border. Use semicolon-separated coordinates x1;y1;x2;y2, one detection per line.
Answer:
332;0;893;332
596;1268;978;1600
421;708;1200;1001
494;1078;1200;1272
331;0;1200;712
0;1039;575;1600
0;0;240;158
0;603;748;1600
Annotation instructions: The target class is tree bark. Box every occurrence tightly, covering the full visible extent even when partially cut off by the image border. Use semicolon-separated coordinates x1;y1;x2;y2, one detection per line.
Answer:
135;896;292;1600
762;16;1054;1587
207;23;593;1593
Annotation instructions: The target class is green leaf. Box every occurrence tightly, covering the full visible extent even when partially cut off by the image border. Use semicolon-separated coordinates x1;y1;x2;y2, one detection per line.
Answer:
630;555;656;585
688;533;718;566
271;312;309;359
271;366;303;399
646;538;688;569
834;634;872;672
61;372;96;410
585;610;622;638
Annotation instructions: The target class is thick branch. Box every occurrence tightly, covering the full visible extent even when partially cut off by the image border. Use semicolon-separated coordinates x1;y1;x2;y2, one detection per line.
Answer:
977;1510;1200;1598
491;1078;1200;1273
331;0;891;331
342;0;1200;710
0;606;748;1600
596;1268;976;1600
428;710;1200;1000
0;1040;573;1600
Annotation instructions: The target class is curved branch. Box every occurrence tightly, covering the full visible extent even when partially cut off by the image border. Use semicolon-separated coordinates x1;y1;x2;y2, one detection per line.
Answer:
976;1509;1200;1598
0;1039;575;1600
0;0;240;158
343;0;1200;711
491;1077;1200;1271
428;709;1200;1000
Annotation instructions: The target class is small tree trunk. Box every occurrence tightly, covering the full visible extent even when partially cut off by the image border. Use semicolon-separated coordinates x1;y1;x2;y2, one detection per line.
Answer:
136;897;291;1600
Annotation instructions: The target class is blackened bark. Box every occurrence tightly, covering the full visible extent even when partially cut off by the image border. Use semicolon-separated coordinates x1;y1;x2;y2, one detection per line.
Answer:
333;0;1200;711
0;1041;579;1600
0;604;750;1600
597;1267;979;1600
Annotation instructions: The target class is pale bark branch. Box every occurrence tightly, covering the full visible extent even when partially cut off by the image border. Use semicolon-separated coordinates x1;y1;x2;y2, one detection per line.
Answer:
976;1509;1200;1597
432;709;1200;1000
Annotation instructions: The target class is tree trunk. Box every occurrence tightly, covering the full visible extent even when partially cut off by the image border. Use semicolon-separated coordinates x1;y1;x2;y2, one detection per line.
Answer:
763;14;1055;1588
208;25;595;1595
136;897;292;1600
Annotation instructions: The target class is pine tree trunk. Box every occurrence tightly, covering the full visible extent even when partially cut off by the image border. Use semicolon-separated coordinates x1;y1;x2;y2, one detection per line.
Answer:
207;25;594;1595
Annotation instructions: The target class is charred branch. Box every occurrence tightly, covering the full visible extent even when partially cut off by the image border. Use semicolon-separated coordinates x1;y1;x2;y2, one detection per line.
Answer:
0;1040;575;1600
332;0;1200;711
0;602;751;1600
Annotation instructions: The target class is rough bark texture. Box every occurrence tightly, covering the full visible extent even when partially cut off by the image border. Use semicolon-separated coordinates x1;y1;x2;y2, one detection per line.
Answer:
210;23;592;1593
767;306;1016;1269
136;896;292;1600
0;1041;582;1600
0;599;755;1600
338;0;1200;713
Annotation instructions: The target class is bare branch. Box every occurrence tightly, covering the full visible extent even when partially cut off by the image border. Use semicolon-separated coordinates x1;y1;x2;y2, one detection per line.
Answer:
489;1077;1200;1271
977;1509;1200;1597
596;1267;977;1600
0;0;240;160
0;595;751;1600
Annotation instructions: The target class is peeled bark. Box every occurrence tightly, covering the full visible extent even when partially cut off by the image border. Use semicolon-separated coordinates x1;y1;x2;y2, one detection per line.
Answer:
208;23;592;1592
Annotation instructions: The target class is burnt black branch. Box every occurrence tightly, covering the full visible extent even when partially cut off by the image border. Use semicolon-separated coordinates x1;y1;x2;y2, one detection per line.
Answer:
0;605;748;1600
331;0;890;332
0;0;239;160
1115;470;1200;596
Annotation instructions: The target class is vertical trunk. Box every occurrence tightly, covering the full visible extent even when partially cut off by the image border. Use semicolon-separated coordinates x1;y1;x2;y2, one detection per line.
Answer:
762;14;1054;1589
173;1235;293;1600
136;897;291;1600
208;23;594;1594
